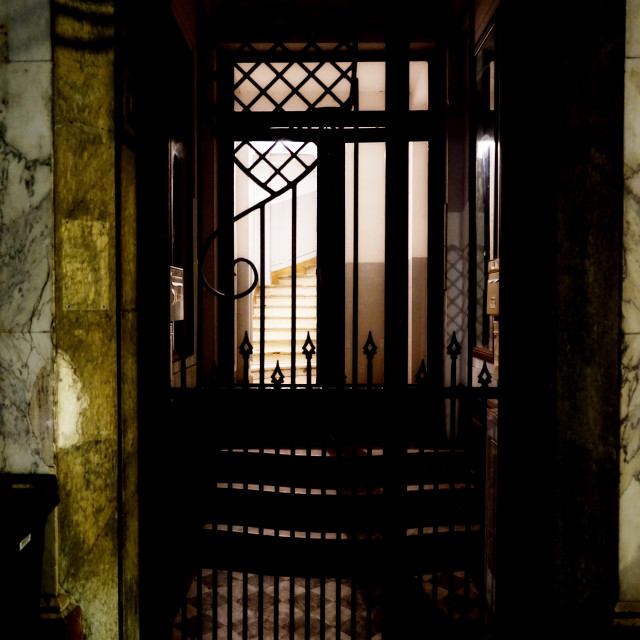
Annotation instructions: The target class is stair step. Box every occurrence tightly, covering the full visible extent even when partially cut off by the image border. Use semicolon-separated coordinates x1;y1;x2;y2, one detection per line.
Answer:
250;359;317;370
254;313;317;324
255;296;317;308
253;343;316;356
251;264;318;386
262;282;317;294
252;318;316;332
251;354;317;368
252;328;317;341
250;363;317;384
277;270;316;279
249;373;317;385
275;278;316;288
254;307;317;319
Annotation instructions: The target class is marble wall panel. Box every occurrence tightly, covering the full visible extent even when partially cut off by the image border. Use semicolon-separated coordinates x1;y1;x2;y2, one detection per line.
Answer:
0;0;51;62
0;62;53;333
622;333;640;492
621;0;640;604
0;332;53;471
0;1;54;473
621;333;640;600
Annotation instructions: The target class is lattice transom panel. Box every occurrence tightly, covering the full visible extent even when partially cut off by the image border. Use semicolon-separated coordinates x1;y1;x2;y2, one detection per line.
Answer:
234;60;356;112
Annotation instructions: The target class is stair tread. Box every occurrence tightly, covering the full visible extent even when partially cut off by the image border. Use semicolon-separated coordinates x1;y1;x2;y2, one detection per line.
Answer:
252;265;319;383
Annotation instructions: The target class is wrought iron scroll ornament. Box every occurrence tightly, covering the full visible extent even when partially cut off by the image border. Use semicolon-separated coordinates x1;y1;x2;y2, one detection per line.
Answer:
200;140;319;300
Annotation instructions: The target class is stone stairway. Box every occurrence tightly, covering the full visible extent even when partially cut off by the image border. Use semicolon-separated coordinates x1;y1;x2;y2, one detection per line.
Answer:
251;263;317;385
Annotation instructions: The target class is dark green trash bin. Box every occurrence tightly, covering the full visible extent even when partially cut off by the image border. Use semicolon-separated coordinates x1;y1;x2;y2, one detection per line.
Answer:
0;474;59;638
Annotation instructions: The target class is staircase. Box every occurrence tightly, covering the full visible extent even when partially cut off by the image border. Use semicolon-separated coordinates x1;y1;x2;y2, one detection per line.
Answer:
251;262;317;385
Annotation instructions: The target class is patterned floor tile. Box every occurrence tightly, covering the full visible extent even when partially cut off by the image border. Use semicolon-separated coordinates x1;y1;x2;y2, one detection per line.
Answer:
174;569;490;639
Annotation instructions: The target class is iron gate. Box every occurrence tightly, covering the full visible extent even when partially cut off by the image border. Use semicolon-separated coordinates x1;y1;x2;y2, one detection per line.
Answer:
170;338;497;639
170;26;497;639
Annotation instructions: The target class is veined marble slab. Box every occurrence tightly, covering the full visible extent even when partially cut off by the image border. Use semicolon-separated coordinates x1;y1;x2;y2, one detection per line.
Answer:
0;0;51;62
622;334;640;489
0;331;54;472
0;61;52;333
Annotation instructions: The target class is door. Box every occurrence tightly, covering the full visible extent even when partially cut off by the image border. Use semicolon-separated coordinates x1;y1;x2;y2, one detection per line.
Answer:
178;35;493;640
199;42;443;390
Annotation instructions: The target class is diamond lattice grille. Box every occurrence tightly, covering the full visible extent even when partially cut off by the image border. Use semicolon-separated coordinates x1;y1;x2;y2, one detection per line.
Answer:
234;60;355;112
234;141;318;197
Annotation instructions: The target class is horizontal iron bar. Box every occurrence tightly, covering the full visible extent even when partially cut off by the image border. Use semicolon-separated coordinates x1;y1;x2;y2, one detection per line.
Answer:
222;110;433;136
171;384;500;399
227;49;440;64
212;449;478;490
195;528;483;577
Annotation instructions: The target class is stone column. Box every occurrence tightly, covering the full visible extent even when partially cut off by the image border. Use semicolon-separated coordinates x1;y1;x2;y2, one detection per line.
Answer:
51;1;119;637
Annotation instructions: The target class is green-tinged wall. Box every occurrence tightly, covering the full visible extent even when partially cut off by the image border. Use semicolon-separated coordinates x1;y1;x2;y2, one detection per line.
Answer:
53;4;119;637
51;1;140;637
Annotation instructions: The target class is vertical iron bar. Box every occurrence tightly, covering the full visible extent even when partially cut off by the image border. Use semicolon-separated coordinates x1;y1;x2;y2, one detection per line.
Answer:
366;436;373;640
461;384;475;623
305;438;312;639
197;567;203;639
213;567;218;640
181;588;187;639
352;140;359;387
274;444;280;640
449;335;457;625
227;570;232;640
274;575;279;640
317;140;346;387
305;579;311;640
336;442;342;640
320;439;327;640
350;438;357;640
426;37;447;391
218;136;236;385
467;0;478;393
242;571;248;640
290;451;295;640
477;364;492;627
289;577;295;640
432;380;442;608
258;445;264;639
291;184;298;387
243;446;249;638
384;29;410;388
260;203;266;387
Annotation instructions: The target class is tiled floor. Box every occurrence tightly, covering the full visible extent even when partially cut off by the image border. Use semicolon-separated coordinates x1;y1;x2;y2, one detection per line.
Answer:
173;569;493;640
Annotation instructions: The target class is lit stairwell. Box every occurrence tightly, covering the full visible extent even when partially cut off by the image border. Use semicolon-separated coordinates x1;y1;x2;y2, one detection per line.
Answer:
252;262;317;385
